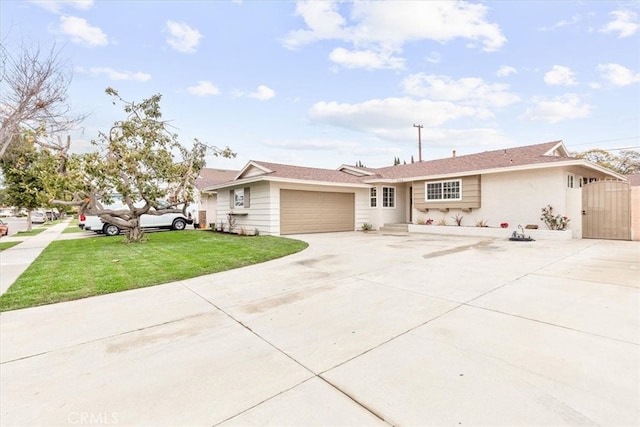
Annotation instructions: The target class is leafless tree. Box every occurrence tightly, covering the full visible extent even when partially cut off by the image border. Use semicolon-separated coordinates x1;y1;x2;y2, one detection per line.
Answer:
0;42;86;158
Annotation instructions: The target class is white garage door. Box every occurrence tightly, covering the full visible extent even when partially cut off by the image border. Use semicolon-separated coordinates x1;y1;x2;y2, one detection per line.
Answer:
280;190;355;234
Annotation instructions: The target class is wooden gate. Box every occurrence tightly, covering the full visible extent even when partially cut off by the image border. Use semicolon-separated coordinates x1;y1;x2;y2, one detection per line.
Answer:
582;181;631;240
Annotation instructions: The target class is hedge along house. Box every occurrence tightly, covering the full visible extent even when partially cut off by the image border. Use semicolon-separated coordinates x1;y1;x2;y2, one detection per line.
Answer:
207;141;627;239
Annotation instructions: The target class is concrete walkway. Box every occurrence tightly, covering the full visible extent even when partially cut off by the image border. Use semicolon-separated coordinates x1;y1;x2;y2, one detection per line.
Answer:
0;219;71;295
1;231;639;426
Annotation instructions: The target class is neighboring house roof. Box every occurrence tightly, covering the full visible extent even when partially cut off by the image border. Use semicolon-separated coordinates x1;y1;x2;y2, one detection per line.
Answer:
207;140;625;190
195;168;238;191
625;173;640;186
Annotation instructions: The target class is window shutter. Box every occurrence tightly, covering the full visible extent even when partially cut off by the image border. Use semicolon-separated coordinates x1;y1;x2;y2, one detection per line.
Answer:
244;187;250;208
229;190;234;209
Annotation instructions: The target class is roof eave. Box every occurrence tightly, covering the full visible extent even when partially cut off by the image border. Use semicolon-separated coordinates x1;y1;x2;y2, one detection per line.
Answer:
207;175;371;191
364;159;626;183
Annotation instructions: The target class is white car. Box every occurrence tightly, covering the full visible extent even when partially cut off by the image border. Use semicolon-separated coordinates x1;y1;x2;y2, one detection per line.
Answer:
84;211;192;236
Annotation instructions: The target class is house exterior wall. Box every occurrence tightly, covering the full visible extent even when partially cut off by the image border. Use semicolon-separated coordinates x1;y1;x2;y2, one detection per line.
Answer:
410;168;570;230
217;181;368;235
413;175;481;211
374;184;408;227
201;193;218;228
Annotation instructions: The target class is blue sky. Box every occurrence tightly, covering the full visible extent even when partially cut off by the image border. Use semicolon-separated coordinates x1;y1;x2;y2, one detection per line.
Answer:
2;0;639;169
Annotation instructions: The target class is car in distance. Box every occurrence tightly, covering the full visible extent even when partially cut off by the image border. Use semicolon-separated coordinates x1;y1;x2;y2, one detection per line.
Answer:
0;219;8;237
31;212;46;224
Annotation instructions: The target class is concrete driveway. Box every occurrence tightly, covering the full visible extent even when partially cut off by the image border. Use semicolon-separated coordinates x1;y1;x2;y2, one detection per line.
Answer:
1;232;638;426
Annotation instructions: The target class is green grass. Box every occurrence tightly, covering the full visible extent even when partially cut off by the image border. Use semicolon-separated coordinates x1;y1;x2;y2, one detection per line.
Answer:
63;218;84;234
15;227;46;237
0;230;308;312
0;241;21;251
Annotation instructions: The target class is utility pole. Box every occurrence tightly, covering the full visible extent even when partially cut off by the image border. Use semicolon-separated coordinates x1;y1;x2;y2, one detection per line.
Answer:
413;124;423;162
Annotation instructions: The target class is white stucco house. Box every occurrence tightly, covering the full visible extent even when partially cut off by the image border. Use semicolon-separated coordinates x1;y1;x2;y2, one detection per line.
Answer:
206;141;629;239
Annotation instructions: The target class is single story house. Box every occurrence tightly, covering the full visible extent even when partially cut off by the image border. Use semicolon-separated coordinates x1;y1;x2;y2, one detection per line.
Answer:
206;141;631;240
194;168;238;227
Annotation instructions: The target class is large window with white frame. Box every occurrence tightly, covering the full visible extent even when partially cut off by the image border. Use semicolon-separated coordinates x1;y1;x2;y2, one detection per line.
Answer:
425;180;461;201
370;187;377;207
382;186;395;208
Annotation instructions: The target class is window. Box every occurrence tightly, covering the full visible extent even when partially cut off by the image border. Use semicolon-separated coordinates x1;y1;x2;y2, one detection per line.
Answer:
370;187;377;207
231;187;250;208
382;187;395;208
567;174;574;188
425;180;461;201
234;188;244;207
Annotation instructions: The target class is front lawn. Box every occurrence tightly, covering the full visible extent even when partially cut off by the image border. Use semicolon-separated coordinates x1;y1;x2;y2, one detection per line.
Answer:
0;241;20;251
0;230;308;312
15;227;46;237
63;218;84;234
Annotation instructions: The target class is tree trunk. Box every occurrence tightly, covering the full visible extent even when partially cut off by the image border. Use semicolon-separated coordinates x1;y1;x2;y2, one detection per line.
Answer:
26;208;33;232
125;218;145;243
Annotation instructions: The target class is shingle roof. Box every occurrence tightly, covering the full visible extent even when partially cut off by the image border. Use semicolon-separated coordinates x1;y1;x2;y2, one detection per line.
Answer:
249;141;570;184
371;140;568;179
245;161;369;184
213;140;621;189
195;168;238;190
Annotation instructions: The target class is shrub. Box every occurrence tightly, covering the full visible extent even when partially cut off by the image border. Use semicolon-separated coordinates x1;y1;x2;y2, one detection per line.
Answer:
540;205;570;230
475;219;489;227
436;217;448;226
451;213;464;226
361;222;373;231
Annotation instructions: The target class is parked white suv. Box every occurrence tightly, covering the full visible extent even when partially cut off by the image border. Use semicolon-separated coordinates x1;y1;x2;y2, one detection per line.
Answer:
84;211;192;236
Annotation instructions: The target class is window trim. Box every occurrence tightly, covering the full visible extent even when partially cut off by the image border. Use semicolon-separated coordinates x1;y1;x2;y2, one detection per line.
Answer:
382;186;396;208
370;187;377;208
229;187;251;209
567;173;575;189
425;179;462;201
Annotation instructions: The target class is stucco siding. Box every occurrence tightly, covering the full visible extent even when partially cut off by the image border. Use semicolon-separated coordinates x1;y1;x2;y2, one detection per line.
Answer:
411;168;573;230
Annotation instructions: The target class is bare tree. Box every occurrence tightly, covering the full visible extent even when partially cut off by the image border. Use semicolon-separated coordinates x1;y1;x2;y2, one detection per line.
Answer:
0;42;86;158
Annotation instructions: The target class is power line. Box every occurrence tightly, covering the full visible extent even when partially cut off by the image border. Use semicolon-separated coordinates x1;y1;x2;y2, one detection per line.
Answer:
569;136;639;147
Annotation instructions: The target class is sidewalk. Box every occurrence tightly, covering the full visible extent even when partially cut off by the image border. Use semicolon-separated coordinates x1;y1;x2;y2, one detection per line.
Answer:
0;219;71;296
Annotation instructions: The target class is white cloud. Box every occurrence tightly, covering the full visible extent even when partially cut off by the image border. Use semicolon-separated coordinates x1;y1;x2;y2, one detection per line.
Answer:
283;1;506;69
597;63;640;86
308;97;482;134
496;65;517;77
600;10;639;38
59;15;107;47
425;52;441;64
31;0;93;13
76;66;151;82
538;13;586;31
234;85;276;100
329;47;404;70
401;74;520;107
249;85;275;100
544;65;577;86
187;81;220;96
520;94;592;123
166;21;202;53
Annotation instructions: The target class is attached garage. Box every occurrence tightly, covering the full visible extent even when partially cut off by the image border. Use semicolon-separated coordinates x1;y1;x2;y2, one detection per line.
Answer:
280;189;355;234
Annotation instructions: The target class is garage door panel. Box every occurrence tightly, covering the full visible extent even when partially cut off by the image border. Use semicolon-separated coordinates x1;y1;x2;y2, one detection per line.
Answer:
280;190;355;234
